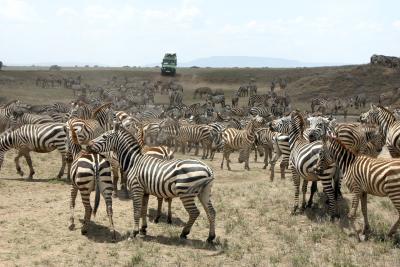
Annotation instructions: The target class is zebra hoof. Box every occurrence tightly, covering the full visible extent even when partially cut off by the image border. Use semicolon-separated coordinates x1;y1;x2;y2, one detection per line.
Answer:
180;233;188;240
167;218;172;224
130;230;139;239
154;217;160;224
206;234;216;244
17;169;24;176
68;224;75;231
81;228;88;235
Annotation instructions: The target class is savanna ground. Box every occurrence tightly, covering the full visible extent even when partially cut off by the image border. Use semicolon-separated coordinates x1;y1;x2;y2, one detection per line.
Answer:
1;66;400;266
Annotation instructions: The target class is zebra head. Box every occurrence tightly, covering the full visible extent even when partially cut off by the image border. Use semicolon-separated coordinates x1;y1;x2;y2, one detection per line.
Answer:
359;105;380;123
314;141;333;175
307;116;331;142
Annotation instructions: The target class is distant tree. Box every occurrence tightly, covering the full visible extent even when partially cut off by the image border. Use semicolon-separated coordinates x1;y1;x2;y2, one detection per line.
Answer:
49;65;61;71
0;61;3;71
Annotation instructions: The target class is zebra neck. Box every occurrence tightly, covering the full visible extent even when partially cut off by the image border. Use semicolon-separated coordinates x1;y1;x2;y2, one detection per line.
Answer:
378;115;395;138
116;138;143;172
329;140;355;173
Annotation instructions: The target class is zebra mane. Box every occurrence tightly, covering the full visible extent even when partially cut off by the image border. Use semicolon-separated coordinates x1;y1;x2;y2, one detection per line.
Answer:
326;135;356;156
91;102;112;119
377;105;395;116
291;110;305;134
68;121;80;145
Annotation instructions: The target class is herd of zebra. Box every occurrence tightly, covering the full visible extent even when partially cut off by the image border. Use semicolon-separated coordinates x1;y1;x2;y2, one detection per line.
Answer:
2;80;400;244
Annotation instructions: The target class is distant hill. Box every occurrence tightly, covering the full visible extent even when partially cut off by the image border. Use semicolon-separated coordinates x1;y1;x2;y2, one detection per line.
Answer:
179;56;344;68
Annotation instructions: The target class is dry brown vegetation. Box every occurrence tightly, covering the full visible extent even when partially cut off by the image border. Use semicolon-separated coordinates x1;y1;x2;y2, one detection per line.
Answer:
1;66;400;266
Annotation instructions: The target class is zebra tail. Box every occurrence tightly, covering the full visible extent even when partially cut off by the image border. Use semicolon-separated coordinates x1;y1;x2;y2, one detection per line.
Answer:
186;175;214;194
93;155;101;217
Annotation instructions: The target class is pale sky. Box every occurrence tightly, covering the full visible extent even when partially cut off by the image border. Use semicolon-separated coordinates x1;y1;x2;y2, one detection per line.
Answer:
0;0;399;66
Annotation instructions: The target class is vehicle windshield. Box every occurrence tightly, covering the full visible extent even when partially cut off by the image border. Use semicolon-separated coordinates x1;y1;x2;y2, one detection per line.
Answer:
163;60;176;64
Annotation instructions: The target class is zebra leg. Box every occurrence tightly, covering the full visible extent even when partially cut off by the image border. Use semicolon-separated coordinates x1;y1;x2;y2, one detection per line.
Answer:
69;185;78;230
112;167;119;198
129;186;144;238
14;151;25;177
244;148;250;171
360;192;370;238
348;191;361;241
225;150;232;171
280;161;287;180
291;169;301;215
120;171;129;198
220;152;225;169
24;152;35;179
167;198;172;224
320;178;338;220
307;181;318;208
387;191;400;237
155;197;163;223
80;189;92;235
198;183;216;243
57;154;66;179
180;194;200;240
140;194;149;236
300;180;308;212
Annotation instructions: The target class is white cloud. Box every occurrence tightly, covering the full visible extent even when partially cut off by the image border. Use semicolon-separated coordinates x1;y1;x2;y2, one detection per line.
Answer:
393;20;400;29
56;7;78;17
0;0;42;22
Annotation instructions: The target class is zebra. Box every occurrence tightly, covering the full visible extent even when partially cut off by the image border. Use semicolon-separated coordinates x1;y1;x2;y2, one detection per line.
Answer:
220;115;263;171
231;91;239;108
208;122;226;160
248;94;270;107
207;94;225;108
87;124;216;243
169;90;183;107
67;124;116;241
269;115;291;135
237;85;248;97
249;106;277;119
360;105;400;158
316;136;400;240
177;124;212;159
0;123;70;179
193;87;212;99
354;93;367;109
288;111;338;218
11;109;54;126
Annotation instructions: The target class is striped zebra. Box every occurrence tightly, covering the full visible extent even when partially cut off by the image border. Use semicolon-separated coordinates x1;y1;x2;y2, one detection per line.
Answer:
0;123;70;179
269;115;291;135
87;124;216;243
220;116;263;171
169;90;183;107
316;136;400;240
231;91;239;107
11;109;54;126
360;105;400;158
208;122;226;160
67;124;116;240
288;111;338;218
248;94;270;107
207;94;225;108
178;124;212;159
237;85;248;97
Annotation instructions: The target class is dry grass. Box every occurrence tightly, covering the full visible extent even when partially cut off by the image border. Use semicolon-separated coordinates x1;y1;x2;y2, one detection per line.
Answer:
1;66;400;266
1;148;400;266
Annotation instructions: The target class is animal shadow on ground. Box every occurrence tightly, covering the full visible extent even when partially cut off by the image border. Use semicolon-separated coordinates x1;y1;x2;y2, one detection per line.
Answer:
304;192;350;227
78;219;123;243
116;189;130;201
141;234;218;252
2;177;71;185
147;208;186;226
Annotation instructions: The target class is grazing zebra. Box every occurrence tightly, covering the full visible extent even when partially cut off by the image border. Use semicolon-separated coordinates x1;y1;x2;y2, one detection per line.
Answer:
360;105;400;158
288;111;338;218
11;109;54;126
0;123;70;179
207;94;225;108
221;116;263;171
316;136;400;240
67;124;116;241
87;124;216;243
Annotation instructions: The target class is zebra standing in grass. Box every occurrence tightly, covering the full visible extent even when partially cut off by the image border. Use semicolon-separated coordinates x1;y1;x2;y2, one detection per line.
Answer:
315;136;400;240
169;90;183;107
208;122;226;160
231;91;239;107
87;124;216;243
360;105;400;158
207;94;225;108
0;123;70;179
288;111;338;218
220;115;263;171
67;124;116;241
